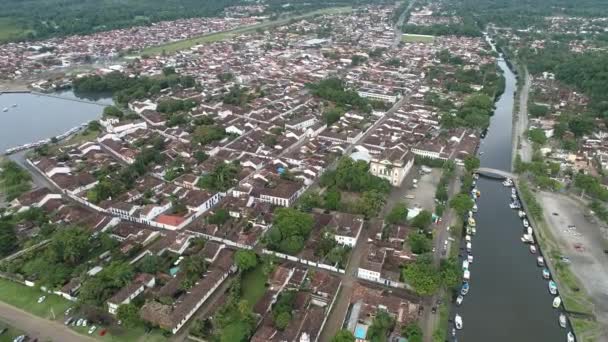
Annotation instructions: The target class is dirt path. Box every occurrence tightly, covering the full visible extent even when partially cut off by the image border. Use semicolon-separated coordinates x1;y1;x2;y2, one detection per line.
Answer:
538;191;608;341
512;68;532;165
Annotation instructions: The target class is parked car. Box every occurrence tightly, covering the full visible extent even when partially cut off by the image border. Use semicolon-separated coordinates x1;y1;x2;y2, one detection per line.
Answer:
37;296;46;303
13;335;26;342
83;320;88;327
76;319;83;327
88;326;97;335
64;317;74;325
64;307;73;316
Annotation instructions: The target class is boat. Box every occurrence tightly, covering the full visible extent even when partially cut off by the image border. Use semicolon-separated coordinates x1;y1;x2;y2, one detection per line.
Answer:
527;227;533;235
455;314;463;330
2;107;7;112
468;217;476;227
473;173;479;180
461;282;469;295
467;254;473;263
510;201;521;209
543;268;551;279
537;256;545;267
466;242;472;252
511;193;518;200
471;227;477;235
523;219;529;228
530;245;537;253
456;295;464;306
522;234;534;243
462;260;469;270
549;280;558;295
518;210;526;218
553;296;562;308
468;210;473;218
511;188;517;195
463;269;470;281
476;190;481;197
503;178;513;187
567;331;575;342
559;314;567;328
472;204;478;212
465;235;471;243
466;226;473;235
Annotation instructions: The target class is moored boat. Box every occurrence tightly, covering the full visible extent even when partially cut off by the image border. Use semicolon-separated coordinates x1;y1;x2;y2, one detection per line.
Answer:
523;219;529;228
518;210;526;218
567;331;575;342
468;217;476;227
530;245;537;253
472;204;478;212
467;254;473;264
466;242;472;252
461;282;469;296
462;260;469;270
537;256;545;266
463;269;470;281
542;268;551;279
455;314;463;330
549;280;558;295
559;313;567;328
456;295;464;306
553;296;562;308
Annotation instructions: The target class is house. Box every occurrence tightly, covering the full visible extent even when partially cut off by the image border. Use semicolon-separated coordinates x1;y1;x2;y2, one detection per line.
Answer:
286;115;317;131
357;246;385;283
107;274;156;315
370;144;414;186
328;213;364;247
257;179;304;207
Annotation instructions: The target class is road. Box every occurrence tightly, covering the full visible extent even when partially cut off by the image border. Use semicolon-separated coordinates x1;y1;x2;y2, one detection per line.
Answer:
391;0;417;48
513;67;532;165
0;301;96;342
421;167;462;342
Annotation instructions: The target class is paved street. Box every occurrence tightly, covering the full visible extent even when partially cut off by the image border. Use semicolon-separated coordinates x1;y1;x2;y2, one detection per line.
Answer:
0;301;95;342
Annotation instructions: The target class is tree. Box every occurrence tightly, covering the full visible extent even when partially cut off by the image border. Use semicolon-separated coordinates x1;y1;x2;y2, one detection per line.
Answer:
332;330;356;342
402;323;423;342
408;233;432;254
49;227;92;266
324;188;341;211
208;208;230;225
0;220;17;257
235;250;258;271
116;303;141;328
464;156;480;173
138;255;162;274
267;208;314;254
103;105;123;118
440;258;461;289
411;210;433;230
449;194;474;217
528;128;547;145
355;190;386;218
385;203;408;225
324;107;344;125
402;256;441;295
274;311;291;330
366;310;395;341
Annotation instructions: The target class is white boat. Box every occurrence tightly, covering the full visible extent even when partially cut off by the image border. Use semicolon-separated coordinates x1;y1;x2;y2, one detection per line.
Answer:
527;227;533;235
537;256;545;267
467;254;474;263
473;173;479;180
518;210;526;218
530;245;537;253
549;280;558;295
511;193;518;200
468;210;473;218
567;331;575;342
472;204;478;212
471;227;477;235
466;242;472;252
543;268;551;279
559;314;567;328
461;282;470;295
462;260;469;270
523;219;529;228
521;234;533;243
468;217;476;227
503;178;513;187
465;235;471;243
456;295;464;306
455;314;463;330
511;188;517;195
553;296;562;308
463;269;470;281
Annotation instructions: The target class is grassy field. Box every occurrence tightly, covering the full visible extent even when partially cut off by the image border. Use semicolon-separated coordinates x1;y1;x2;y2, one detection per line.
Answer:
571;317;601;342
0;322;24;342
0;278;71;319
241;265;267;309
402;33;435;43
140;6;352;55
0;18;30;43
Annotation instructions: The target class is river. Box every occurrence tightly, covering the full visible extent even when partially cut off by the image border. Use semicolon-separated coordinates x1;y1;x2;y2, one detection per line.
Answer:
0;90;109;153
450;57;568;341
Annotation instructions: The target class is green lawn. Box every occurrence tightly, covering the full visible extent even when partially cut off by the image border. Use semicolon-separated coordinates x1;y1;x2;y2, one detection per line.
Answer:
0;322;24;342
570;317;601;342
0;18;31;43
140;6;352;55
241;265;267;309
402;33;435;43
0;278;71;319
71;324;167;342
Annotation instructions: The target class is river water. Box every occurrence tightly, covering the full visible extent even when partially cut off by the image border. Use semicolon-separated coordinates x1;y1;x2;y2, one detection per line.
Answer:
451;58;567;341
0;90;108;153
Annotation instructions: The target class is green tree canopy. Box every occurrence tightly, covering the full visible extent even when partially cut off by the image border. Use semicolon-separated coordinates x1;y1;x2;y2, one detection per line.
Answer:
235;250;258;272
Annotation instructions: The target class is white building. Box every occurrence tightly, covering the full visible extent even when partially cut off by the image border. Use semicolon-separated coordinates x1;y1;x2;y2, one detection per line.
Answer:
370;144;414;186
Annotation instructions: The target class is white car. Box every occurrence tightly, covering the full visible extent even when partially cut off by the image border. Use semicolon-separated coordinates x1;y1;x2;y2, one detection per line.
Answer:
37;296;46;303
76;319;83;327
83;320;88;327
88;326;97;335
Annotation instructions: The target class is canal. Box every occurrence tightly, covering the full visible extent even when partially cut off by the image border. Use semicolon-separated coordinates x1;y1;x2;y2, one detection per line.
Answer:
0;90;108;153
451;57;566;341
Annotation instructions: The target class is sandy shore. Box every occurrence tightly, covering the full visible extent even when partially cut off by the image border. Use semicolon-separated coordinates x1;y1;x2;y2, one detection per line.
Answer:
538;191;608;341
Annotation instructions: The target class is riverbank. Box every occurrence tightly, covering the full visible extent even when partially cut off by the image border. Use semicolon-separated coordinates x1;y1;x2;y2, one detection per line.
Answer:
537;191;608;341
511;64;532;167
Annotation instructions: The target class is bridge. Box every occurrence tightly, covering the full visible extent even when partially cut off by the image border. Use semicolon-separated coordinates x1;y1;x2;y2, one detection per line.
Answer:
475;167;517;180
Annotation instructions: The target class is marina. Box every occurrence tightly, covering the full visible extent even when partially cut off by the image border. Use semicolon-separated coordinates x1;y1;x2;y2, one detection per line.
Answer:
449;41;572;341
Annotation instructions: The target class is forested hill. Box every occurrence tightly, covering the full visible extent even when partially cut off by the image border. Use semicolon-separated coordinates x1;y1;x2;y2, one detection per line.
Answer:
0;0;240;42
